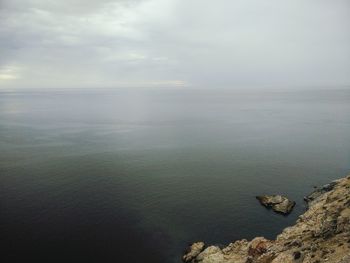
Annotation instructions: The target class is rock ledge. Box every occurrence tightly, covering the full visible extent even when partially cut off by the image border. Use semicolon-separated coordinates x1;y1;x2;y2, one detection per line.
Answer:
183;176;350;263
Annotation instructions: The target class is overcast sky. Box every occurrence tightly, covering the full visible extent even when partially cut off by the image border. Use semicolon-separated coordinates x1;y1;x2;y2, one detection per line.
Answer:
0;0;349;89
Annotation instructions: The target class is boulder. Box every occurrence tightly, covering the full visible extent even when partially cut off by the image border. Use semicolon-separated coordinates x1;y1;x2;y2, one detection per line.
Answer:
256;195;295;215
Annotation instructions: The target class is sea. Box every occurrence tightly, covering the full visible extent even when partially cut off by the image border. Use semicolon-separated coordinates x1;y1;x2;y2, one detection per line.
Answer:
1;88;349;262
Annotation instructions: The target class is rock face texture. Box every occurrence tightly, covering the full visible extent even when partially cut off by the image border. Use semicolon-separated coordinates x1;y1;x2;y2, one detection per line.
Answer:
256;195;296;215
183;242;206;262
183;176;350;263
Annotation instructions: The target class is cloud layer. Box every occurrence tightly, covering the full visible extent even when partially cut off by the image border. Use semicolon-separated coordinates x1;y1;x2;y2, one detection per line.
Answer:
1;0;349;89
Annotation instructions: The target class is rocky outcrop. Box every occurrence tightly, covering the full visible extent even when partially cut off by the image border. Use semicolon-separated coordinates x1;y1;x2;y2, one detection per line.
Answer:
183;176;350;263
183;242;205;262
303;182;338;206
256;195;295;215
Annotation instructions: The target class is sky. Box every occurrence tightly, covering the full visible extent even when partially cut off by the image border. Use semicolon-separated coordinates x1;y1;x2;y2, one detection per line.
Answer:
0;0;349;89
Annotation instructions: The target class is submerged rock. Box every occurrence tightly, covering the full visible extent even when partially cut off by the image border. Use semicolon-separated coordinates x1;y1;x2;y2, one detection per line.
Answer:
256;195;296;215
183;176;350;263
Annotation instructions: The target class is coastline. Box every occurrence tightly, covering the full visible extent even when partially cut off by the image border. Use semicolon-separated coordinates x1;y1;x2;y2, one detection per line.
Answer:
183;175;350;263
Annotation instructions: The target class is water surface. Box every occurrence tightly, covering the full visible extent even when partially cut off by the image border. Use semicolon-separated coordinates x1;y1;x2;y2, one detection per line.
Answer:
1;88;350;262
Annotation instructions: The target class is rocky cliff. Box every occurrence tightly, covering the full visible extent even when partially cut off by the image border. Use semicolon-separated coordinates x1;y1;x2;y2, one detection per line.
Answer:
183;176;350;263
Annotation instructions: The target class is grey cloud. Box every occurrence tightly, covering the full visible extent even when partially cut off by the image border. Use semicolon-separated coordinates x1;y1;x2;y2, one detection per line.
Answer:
0;0;349;88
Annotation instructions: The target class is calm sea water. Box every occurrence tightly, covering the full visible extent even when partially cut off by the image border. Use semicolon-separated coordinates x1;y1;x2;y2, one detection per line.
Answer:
1;88;349;262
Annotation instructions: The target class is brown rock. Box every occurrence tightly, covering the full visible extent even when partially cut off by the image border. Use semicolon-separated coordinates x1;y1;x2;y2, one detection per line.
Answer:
183;242;205;262
256;195;296;215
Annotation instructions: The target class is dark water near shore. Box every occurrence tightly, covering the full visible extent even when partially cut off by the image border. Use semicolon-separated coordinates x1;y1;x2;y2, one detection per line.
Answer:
1;88;350;263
